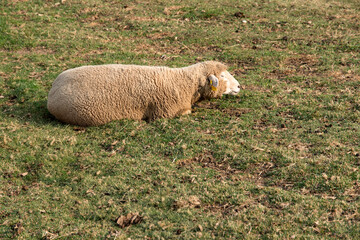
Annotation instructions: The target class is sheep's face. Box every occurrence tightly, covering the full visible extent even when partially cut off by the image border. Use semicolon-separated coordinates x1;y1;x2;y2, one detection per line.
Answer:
201;70;240;100
220;71;240;96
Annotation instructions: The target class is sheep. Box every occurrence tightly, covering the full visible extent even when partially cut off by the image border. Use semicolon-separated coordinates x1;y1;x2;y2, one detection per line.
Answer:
47;61;240;126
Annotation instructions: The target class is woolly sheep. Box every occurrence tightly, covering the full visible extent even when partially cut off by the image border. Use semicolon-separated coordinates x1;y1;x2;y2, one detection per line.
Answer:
47;61;240;126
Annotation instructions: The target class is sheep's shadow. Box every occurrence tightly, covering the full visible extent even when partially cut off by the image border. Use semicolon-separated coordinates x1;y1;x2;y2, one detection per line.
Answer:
2;98;61;127
2;94;244;127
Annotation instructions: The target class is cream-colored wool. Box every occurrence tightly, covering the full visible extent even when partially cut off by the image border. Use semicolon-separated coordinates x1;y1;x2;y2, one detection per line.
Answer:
47;61;236;126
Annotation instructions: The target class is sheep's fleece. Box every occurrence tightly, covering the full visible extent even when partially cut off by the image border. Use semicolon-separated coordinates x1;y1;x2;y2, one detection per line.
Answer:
47;61;240;126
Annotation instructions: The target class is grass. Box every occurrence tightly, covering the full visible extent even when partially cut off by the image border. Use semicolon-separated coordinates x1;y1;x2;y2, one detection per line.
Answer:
0;0;359;239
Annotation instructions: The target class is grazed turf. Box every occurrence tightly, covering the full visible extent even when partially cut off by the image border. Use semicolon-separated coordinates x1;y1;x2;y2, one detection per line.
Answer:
0;0;359;239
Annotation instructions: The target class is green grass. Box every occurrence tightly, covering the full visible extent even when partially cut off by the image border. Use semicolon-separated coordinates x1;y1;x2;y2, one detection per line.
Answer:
1;0;359;239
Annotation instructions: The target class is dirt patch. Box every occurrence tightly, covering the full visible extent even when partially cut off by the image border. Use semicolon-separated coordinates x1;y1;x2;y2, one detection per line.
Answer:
285;54;319;73
268;54;320;80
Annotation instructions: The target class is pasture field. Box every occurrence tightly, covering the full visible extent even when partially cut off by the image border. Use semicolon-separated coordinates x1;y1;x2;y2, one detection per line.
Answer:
0;0;359;239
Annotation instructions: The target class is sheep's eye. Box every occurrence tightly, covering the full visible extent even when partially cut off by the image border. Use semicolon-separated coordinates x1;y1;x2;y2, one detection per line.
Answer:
220;75;225;78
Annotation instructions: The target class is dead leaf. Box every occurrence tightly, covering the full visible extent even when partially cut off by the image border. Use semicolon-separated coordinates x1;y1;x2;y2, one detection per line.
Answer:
158;221;172;230
12;222;23;235
174;195;201;209
88;22;99;27
163;6;183;15
42;230;58;239
234;12;245;18
86;189;96;196
20;172;28;177
252;146;265;151
73;127;86;133
49;138;55;146
188;195;201;207
108;150;116;157
116;212;142;228
163;8;171;15
123;5;135;11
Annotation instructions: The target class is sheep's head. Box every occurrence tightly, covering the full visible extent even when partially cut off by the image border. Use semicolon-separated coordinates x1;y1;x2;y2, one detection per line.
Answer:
220;71;241;95
203;71;240;99
197;61;240;99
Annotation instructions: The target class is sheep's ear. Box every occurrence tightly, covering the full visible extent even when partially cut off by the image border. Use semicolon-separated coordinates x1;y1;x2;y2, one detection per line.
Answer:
208;75;219;91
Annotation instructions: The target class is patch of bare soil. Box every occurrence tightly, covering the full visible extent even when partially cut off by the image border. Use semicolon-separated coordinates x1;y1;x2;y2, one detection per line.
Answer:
285;54;319;71
268;54;319;80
